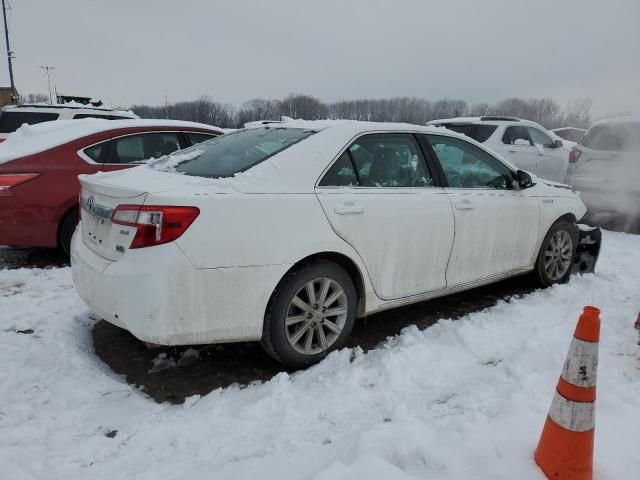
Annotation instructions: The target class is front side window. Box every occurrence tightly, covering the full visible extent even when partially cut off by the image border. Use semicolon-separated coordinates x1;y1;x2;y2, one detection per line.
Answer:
0;111;60;133
527;127;554;147
73;113;112;120
109;133;181;164
169;127;316;178
344;133;432;187
426;134;515;189
502;126;532;146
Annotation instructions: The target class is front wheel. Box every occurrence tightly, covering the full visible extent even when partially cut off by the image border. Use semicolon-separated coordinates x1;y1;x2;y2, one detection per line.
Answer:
534;220;578;287
261;261;357;369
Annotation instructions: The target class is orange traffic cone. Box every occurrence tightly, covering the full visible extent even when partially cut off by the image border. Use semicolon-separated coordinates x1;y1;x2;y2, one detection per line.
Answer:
535;306;600;480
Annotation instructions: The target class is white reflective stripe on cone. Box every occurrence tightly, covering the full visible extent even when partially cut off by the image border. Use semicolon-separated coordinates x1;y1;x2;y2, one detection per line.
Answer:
548;391;595;432
561;337;598;388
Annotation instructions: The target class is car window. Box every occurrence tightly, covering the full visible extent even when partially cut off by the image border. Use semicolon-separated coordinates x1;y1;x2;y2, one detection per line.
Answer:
502;126;532;146
582;123;640;151
318;152;358;186
171;127;316;178
440;124;497;143
345;133;432;187
108;133;181;164
73;113;112;120
0;111;60;133
83;143;105;162
185;132;218;146
426;134;515;189
527;127;554;147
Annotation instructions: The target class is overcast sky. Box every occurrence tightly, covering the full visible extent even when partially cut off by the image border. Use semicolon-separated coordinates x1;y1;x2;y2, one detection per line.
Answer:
3;0;639;117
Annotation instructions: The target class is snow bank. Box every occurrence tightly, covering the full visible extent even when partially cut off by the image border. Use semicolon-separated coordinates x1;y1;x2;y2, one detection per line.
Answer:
1;231;639;479
0;119;225;166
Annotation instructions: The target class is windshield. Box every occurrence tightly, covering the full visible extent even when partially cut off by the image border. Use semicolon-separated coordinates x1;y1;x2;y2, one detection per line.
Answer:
160;127;316;178
440;124;497;143
582;123;640;152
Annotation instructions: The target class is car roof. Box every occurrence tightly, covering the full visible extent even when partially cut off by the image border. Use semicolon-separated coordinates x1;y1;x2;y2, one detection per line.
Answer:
589;114;640;128
428;116;549;130
0;119;225;166
3;103;133;115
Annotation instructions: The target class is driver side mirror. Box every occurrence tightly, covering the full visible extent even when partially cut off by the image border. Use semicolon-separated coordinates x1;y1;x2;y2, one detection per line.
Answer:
517;170;535;189
550;139;563;148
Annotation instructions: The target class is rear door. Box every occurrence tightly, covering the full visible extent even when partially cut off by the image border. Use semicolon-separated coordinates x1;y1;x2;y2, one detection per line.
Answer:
315;132;454;300
424;134;540;286
498;126;539;174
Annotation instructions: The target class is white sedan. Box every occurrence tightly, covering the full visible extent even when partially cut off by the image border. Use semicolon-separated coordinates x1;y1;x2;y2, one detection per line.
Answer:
72;121;589;368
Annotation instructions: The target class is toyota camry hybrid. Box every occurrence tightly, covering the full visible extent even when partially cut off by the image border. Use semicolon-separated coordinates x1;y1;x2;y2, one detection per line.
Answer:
71;120;598;368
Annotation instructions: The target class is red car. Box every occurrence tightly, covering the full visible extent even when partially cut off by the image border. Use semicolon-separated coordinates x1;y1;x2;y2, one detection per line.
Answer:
0;119;224;255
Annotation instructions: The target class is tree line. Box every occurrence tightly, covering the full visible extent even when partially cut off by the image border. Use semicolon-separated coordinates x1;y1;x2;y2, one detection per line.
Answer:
23;92;593;130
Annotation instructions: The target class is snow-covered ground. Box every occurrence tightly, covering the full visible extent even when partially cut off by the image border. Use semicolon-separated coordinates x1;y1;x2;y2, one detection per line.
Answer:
1;231;639;480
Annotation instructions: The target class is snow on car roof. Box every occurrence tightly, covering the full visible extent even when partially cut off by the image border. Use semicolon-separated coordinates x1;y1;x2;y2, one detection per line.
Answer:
0;119;225;165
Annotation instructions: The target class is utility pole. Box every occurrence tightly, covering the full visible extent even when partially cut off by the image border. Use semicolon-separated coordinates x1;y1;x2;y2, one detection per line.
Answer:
1;0;17;103
40;66;55;104
164;95;169;118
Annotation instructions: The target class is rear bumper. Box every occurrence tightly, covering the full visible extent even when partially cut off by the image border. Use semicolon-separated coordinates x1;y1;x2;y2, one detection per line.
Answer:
71;226;291;345
572;182;640;218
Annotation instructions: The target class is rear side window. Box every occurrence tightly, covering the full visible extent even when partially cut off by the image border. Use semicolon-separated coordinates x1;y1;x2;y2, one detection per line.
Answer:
185;132;217;145
318;152;358;186
502;126;532;146
0;111;59;133
109;133;181;164
441;124;497;143
582;123;640;151
83;143;105;162
345;133;433;187
171;127;315;178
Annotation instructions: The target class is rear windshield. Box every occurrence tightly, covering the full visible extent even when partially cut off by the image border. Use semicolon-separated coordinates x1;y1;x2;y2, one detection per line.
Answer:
0;111;60;133
168;127;316;178
439;124;497;143
582;123;640;151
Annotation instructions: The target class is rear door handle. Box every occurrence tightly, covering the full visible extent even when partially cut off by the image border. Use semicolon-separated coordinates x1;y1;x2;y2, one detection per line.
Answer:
334;203;364;215
455;200;475;211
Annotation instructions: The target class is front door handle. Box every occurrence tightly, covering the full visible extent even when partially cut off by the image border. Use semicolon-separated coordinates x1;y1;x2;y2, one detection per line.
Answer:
334;203;364;215
455;200;475;211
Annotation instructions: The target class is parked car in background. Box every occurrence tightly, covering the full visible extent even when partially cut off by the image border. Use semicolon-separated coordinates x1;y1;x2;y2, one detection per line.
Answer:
428;116;569;183
552;127;587;143
567;116;640;229
0;104;139;142
72;120;590;369
0;119;224;254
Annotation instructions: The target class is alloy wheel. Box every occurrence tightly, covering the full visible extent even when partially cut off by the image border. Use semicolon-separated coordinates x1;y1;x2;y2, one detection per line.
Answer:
543;230;573;281
285;277;348;355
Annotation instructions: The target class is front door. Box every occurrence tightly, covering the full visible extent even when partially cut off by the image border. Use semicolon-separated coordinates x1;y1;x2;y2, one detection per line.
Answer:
526;126;568;182
424;134;540;286
498;125;540;175
315;133;455;300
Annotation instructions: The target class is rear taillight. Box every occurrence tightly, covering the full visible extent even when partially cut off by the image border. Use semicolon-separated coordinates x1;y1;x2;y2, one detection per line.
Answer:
0;138;6;143
111;205;200;249
569;147;582;164
0;173;39;197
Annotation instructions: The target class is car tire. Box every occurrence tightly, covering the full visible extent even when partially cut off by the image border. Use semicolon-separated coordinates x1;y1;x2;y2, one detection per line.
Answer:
261;260;357;369
534;220;578;287
59;209;79;257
